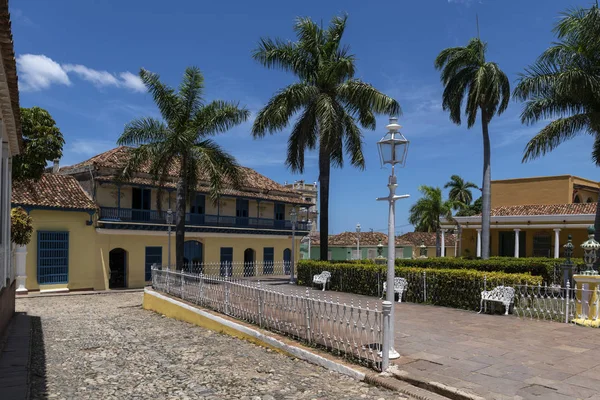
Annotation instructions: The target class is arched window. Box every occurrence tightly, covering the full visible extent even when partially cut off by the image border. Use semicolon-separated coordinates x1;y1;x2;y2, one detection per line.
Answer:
109;248;127;289
244;248;255;277
283;248;292;275
574;195;581;203
587;197;594;203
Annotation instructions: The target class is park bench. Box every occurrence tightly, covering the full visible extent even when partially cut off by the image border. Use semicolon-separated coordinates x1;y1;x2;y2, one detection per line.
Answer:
382;277;408;303
480;286;515;315
313;271;331;291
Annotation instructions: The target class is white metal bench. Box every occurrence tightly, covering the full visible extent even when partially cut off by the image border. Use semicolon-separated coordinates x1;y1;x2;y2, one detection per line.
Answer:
313;271;331;291
382;277;408;303
480;286;515;315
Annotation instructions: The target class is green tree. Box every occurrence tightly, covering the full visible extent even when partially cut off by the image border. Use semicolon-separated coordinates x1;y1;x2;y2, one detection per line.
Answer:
408;186;458;256
117;67;249;270
456;196;483;217
435;38;510;260
13;107;64;182
444;174;479;207
514;4;600;239
251;15;400;261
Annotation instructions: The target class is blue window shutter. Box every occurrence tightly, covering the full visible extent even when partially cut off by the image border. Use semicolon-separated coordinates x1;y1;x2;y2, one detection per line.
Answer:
37;231;69;284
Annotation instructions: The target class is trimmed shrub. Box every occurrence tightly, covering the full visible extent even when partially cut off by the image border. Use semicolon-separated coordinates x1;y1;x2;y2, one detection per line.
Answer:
298;260;542;311
11;207;33;246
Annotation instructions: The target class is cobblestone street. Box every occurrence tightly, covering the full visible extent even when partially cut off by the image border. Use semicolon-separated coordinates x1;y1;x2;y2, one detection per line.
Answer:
16;292;399;400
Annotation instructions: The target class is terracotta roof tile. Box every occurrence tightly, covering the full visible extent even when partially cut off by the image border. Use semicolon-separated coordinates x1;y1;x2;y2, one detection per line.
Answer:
12;174;97;211
61;146;309;204
490;203;596;217
397;232;456;247
311;231;412;247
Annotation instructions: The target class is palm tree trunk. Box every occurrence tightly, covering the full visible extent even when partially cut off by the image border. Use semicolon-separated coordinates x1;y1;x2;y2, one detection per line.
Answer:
481;114;492;260
175;157;188;270
435;227;441;257
319;145;330;261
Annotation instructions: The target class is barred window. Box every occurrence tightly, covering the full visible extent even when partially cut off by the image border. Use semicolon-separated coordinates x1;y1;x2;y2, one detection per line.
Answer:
37;231;69;284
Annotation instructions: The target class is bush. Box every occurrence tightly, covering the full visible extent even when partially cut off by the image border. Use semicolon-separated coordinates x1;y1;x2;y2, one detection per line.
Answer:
298;260;542;311
10;207;33;246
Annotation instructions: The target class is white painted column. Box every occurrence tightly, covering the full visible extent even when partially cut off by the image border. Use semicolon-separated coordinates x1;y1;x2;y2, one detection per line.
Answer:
514;229;520;258
440;229;446;257
554;228;561;259
476;229;482;258
15;245;27;294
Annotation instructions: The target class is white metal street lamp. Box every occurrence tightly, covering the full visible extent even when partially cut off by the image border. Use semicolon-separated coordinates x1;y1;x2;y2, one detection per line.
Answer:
166;209;173;270
307;219;313;260
376;116;410;369
290;207;297;284
356;223;361;260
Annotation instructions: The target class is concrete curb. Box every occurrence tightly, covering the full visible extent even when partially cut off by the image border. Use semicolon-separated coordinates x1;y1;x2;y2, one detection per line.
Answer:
390;367;485;400
17;289;144;298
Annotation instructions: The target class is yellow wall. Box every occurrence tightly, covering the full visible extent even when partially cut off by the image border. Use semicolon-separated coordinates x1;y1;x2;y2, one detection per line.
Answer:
461;227;587;258
491;176;571;208
24;210;97;291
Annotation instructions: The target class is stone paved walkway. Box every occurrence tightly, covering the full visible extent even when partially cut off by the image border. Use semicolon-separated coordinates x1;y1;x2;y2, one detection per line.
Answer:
16;292;401;400
263;280;600;400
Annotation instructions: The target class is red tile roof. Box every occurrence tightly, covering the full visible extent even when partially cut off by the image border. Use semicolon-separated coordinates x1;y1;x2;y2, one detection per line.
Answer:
12;174;97;211
490;203;596;217
397;232;456;247
61;146;309;204
311;231;412;247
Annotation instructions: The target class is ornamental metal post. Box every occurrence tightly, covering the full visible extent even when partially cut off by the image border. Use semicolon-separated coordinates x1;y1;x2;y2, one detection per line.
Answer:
381;301;392;371
290;207;297;284
356;223;361;260
166;209;173;270
307;220;313;260
376;117;409;363
562;235;574;289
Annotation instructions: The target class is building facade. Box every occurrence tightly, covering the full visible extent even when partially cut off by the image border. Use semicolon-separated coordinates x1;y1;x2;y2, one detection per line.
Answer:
304;231;413;260
396;232;457;259
283;180;318;232
444;175;596;258
0;0;22;335
14;147;310;293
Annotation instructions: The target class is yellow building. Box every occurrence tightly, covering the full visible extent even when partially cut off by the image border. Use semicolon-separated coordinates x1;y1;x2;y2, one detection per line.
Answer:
13;147;310;293
396;232;457;259
443;175;597;258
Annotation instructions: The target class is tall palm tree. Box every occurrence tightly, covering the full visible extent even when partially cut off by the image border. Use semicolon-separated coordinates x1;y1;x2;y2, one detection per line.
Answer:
251;15;400;261
117;67;249;269
435;38;510;260
514;3;600;240
409;186;458;256
444;174;479;207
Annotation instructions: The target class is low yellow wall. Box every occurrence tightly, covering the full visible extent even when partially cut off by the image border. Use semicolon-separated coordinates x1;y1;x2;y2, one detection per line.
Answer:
25;210;96;291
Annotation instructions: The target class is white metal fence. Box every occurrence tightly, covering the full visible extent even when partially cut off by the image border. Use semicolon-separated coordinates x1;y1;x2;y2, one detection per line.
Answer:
151;268;384;369
181;261;291;278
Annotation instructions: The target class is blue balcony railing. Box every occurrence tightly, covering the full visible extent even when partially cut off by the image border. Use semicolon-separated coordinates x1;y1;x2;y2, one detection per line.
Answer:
99;207;308;231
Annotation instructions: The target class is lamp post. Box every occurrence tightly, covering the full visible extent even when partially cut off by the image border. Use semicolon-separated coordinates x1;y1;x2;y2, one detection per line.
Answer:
376;116;410;367
290;207;297;284
166;209;173;270
581;226;600;275
419;240;428;258
356;223;361;260
307;220;313;260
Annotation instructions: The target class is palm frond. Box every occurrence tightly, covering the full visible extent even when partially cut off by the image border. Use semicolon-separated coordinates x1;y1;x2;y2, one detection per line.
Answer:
139;69;180;125
286;104;318;173
342;113;365;169
192;139;242;203
338;80;401;117
522;114;591;162
117;118;170;146
179;66;205;121
193;100;250;137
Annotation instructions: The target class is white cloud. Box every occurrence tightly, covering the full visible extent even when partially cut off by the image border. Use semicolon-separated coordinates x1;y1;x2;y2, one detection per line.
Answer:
17;54;71;91
16;53;145;93
119;72;146;93
63;64;120;88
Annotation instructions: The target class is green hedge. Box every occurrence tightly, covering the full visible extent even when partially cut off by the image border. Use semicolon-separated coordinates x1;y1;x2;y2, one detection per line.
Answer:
298;260;543;311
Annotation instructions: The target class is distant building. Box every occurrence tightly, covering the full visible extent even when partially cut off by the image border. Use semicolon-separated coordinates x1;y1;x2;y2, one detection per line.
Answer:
304;231;413;260
443;175;595;258
396;232;457;258
283;180;318;232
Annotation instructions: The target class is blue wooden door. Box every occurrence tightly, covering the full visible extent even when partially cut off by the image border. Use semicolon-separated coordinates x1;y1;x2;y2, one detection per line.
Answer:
220;247;233;277
37;231;69;284
189;193;205;225
283;248;291;274
274;203;285;229
263;247;274;274
236;199;249;226
183;240;203;272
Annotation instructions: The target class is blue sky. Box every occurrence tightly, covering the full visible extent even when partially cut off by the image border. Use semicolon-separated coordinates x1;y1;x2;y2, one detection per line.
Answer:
11;0;594;235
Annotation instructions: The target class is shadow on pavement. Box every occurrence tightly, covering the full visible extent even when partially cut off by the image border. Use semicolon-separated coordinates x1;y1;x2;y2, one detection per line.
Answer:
29;316;48;400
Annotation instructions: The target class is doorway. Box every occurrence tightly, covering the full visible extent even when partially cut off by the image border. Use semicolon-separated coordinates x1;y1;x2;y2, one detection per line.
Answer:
109;248;127;289
283;248;291;275
498;231;526;257
244;248;255;277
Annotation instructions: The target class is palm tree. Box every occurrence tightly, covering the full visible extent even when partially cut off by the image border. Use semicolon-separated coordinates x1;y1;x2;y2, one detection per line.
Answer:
409;186;458;256
444;174;479;207
117;67;249;269
435;38;510;260
251;15;400;261
514;3;600;239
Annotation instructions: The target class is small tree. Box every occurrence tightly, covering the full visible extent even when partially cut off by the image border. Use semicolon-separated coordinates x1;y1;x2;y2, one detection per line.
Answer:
13;107;65;182
11;207;33;246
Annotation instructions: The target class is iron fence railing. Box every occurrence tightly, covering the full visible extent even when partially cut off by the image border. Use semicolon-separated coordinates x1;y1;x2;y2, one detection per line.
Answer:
180;261;292;278
152;268;384;369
